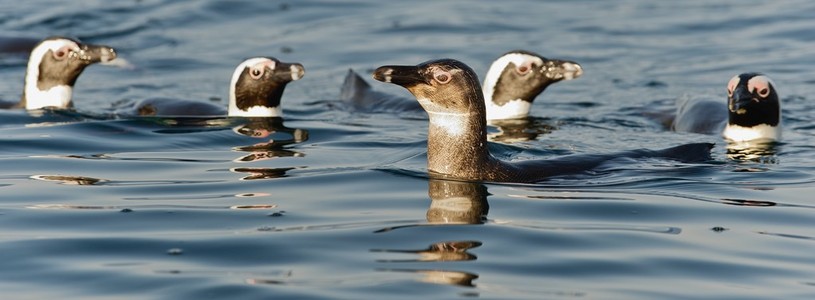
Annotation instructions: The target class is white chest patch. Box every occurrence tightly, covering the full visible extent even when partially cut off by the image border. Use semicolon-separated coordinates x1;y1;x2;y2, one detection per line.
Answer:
26;85;73;109
723;124;781;142
229;105;282;117
485;98;531;120
429;113;468;137
419;97;470;137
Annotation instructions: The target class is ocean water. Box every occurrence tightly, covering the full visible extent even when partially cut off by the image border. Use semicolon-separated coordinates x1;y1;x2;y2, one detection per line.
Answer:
2;1;815;299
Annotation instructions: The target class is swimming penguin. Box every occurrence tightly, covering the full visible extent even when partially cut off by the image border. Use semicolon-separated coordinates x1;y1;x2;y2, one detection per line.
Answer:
672;73;781;142
0;36;117;110
373;58;712;183
116;57;304;117
341;50;582;120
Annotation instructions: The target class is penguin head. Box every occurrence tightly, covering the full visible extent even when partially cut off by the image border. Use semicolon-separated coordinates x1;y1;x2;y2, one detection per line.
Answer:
23;36;117;110
228;57;305;117
723;73;781;142
482;50;583;120
726;73;780;127
373;59;485;116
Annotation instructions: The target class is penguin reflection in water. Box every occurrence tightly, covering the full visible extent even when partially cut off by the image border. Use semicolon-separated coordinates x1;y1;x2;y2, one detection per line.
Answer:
373;59;713;183
341;50;583;142
371;178;486;287
230;117;307;180
0;36;117;110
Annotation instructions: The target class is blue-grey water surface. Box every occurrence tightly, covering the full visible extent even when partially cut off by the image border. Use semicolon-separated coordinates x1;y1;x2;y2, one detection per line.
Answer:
2;1;815;299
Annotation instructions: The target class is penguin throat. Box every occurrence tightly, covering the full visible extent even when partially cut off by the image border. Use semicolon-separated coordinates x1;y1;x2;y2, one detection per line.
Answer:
485;99;530;120
24;85;73;109
425;112;491;179
428;112;471;137
417;97;474;135
723;124;780;142
229;105;282;117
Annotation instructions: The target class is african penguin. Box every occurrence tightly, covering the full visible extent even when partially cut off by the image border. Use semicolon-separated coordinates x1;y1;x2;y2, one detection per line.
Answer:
118;57;304;117
340;50;582;120
482;50;582;120
373;58;712;183
673;73;780;142
0;36;117;110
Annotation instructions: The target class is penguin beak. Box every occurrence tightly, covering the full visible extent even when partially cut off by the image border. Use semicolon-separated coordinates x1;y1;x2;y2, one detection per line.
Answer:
373;65;427;87
728;85;753;114
277;62;305;81
75;43;117;64
544;59;583;81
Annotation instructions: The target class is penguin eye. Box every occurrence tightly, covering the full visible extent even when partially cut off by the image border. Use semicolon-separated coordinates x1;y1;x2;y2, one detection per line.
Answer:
250;67;264;79
434;71;451;84
727;87;733;97
747;75;774;99
516;63;532;75
53;48;68;60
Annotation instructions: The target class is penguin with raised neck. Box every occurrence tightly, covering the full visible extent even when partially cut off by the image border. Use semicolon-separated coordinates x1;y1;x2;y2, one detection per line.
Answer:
481;50;582;120
373;58;711;183
117;57;304;117
0;36;117;110
673;73;781;142
341;50;582;120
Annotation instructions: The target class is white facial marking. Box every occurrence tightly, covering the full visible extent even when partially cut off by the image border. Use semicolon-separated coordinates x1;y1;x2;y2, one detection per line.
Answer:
723;124;781;142
727;75;740;96
482;53;544;106
747;75;774;97
25;39;80;109
485;98;531;121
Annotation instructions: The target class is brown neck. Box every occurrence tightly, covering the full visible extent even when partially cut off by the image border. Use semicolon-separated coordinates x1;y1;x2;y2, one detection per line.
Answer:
426;111;493;180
